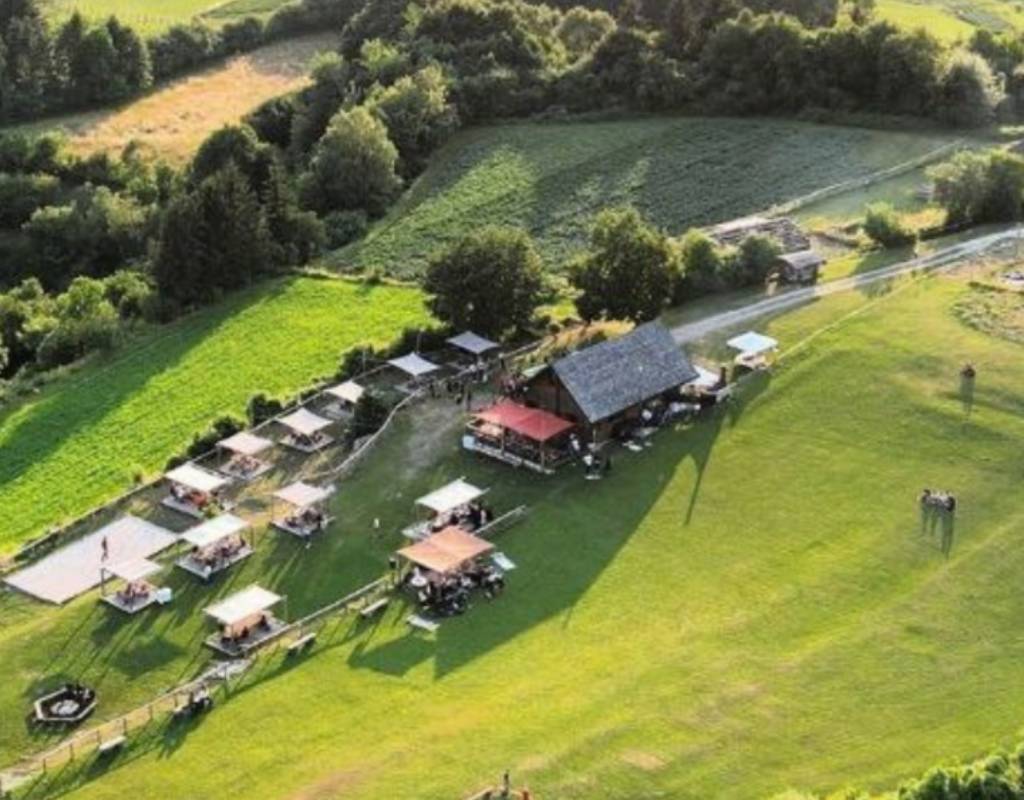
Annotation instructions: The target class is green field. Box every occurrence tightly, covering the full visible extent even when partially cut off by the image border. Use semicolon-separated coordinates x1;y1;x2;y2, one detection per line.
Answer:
877;0;1024;39
0;276;429;554
41;0;294;34
331;118;961;279
3;267;1024;799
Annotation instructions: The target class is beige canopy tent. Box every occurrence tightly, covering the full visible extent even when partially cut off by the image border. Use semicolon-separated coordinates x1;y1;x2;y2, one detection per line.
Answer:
218;431;274;480
388;353;441;379
178;513;253;579
416;479;487;515
447;331;499;357
204;584;284;655
322;380;365;419
278;407;333;453
100;557;166;614
272;482;335;539
398;527;494;575
727;331;778;370
163;463;228;518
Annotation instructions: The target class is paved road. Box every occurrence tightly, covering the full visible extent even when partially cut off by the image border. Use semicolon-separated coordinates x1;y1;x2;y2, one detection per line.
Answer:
671;228;1021;344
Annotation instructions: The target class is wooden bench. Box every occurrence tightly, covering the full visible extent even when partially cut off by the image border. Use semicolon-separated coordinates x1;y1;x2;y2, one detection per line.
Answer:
407;614;439;633
97;735;126;755
360;598;389;619
286;632;317;654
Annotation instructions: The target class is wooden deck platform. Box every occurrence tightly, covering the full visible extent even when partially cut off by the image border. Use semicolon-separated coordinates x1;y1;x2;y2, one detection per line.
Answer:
176;546;253;580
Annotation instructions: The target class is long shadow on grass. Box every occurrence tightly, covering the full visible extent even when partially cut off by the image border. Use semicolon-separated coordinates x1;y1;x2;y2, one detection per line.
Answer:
0;278;294;549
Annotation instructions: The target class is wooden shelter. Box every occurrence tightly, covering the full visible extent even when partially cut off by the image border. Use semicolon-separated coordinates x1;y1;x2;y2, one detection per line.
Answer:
163;463;228;518
218;431;274;481
204;584;285;656
776;250;823;285
523;322;699;443
278;408;333;453
100;558;168;614
272;481;334;540
465;400;575;473
397;527;495;577
177;513;253;580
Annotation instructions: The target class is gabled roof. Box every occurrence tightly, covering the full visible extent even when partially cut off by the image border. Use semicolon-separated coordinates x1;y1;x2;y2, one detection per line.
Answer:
447;331;499;356
708;215;811;255
549;322;699;424
474;400;575;442
777;250;824;269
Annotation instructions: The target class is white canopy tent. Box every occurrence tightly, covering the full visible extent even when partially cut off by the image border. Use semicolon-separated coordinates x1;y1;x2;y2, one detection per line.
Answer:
415;478;487;515
388;353;441;378
727;331;778;357
182;513;249;549
205;585;281;627
166;463;228;494
274;481;333;510
447;331;499;357
218;431;273;457
278;408;332;437
325;381;364;405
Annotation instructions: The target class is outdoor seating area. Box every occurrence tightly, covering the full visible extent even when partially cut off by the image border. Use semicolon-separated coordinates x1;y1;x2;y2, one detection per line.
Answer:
398;527;504;618
32;683;97;726
321;380;364;419
447;331;500;365
728;331;778;371
388;352;442;391
218;431;274;481
272;482;335;540
100;558;169;614
402;478;492;540
204;585;286;657
177;514;253;580
163;463;229;518
278;408;334;453
465;400;575;473
684;365;732;406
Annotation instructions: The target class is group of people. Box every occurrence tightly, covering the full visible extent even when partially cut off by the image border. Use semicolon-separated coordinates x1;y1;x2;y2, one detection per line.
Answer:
220;612;273;648
189;534;247;578
920;488;957;513
287;430;329;451
225;453;264;478
433;502;494;534
404;562;506;617
170;483;217;511
285;506;328;536
115;580;151;608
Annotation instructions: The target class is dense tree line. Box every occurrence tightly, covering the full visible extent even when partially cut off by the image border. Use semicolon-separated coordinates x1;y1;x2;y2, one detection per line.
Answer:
0;0;364;122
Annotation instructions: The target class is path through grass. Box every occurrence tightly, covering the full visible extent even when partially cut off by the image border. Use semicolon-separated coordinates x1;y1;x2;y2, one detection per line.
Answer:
0;276;429;554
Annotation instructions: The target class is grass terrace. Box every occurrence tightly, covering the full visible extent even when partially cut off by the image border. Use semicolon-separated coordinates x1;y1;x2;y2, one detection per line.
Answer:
3;264;1024;799
330;117;962;279
0;275;429;555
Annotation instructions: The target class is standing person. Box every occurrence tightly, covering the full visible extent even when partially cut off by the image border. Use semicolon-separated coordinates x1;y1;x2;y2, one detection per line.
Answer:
100;536;109;562
502;770;511;799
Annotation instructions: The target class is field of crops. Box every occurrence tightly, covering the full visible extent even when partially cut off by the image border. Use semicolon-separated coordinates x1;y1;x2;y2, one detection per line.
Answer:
41;0;295;34
0;276;429;554
332;117;961;279
877;0;1024;39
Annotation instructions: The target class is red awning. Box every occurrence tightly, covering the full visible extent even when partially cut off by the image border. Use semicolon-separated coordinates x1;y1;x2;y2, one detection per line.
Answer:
474;400;574;443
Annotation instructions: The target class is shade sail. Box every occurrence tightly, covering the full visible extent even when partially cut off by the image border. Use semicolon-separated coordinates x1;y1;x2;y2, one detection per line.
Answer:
219;431;273;457
166;463;228;494
182;513;249;548
274;481;332;509
415;479;486;515
106;557;161;583
474;400;574;443
688;365;722;390
397;527;494;574
388;353;440;378
447;331;499;356
325;380;364;405
278;408;332;436
727;331;778;356
205;585;281;626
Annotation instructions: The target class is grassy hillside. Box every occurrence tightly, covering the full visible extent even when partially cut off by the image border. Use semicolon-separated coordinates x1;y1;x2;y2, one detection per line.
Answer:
9;33;330;164
0;276;429;554
877;0;1023;39
331;117;961;279
6;268;1024;799
41;0;294;35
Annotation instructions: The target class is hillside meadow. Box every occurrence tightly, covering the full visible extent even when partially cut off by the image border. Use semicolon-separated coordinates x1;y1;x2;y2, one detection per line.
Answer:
877;0;1024;39
0;275;429;555
331;117;961;279
5;268;1024;799
41;0;294;34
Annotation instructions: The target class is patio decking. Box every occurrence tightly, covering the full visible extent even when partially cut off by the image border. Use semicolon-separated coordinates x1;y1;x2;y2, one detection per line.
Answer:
271;517;335;540
280;434;334;454
176;546;253;580
102;592;159;615
204;619;288;657
161;496;208;519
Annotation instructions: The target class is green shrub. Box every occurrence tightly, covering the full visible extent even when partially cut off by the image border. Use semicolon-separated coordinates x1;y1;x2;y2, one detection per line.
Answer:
864;203;916;248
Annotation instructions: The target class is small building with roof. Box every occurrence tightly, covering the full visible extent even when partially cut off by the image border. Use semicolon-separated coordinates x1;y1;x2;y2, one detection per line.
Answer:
707;215;824;285
523;322;699;442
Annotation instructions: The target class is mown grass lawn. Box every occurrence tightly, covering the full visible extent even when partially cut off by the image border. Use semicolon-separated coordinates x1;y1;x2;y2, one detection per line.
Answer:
0;275;429;555
876;0;1024;38
41;0;294;34
7;270;1024;799
329;117;961;279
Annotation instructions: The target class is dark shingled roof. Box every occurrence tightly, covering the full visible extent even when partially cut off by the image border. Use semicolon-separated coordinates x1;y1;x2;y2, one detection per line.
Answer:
551;322;699;424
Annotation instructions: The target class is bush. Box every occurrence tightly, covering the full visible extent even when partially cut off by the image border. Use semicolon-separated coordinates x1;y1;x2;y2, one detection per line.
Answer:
185;414;244;458
336;345;381;381
323;210;369;249
347;390;391;442
863;202;916;248
246;392;284;425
